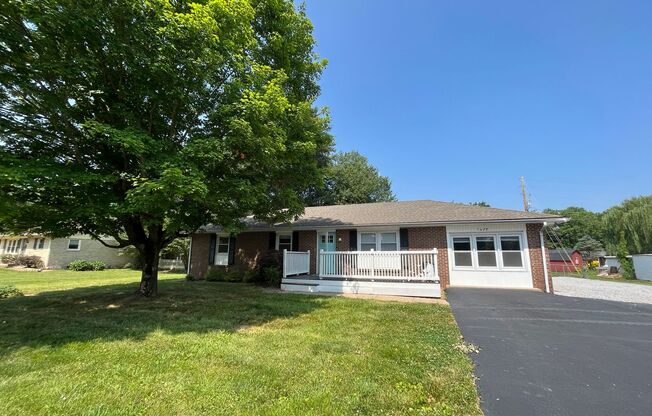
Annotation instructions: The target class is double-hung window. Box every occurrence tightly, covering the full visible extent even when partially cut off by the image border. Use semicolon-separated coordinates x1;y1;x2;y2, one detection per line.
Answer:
500;236;523;268
359;231;398;251
476;236;497;267
277;234;292;252
215;236;230;266
360;233;377;251
452;237;473;267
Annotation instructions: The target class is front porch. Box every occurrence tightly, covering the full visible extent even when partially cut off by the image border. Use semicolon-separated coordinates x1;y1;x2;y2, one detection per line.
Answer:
281;249;441;298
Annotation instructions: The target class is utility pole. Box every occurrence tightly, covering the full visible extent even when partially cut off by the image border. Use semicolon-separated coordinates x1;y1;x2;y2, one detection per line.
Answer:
520;176;529;212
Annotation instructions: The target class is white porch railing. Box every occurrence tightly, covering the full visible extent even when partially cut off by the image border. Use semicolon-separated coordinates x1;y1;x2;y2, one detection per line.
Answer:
283;250;311;277
318;250;438;281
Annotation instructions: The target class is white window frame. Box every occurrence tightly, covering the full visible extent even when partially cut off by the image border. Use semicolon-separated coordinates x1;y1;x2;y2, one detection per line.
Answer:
276;233;293;252
499;235;525;269
38;238;46;249
67;239;81;251
214;235;230;266
452;236;474;269
357;230;399;252
449;232;527;272
475;235;499;269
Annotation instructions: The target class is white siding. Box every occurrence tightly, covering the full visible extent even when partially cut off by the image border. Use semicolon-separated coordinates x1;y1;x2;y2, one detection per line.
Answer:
47;237;132;269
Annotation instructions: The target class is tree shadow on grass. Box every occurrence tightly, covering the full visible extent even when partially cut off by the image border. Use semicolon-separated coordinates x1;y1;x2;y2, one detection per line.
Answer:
0;279;325;356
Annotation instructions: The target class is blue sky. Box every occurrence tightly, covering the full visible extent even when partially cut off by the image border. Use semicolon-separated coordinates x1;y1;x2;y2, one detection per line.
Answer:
302;0;652;212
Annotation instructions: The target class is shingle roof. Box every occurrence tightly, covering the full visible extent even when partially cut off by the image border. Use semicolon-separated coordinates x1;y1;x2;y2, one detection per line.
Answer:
203;200;564;231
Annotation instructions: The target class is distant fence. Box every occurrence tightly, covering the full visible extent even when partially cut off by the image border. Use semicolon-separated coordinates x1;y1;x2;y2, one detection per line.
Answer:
159;259;185;270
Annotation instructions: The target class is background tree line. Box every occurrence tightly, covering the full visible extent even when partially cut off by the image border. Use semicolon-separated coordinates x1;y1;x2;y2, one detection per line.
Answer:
544;195;652;256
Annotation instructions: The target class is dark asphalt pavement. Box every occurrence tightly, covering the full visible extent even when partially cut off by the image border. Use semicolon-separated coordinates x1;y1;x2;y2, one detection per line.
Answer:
447;288;652;416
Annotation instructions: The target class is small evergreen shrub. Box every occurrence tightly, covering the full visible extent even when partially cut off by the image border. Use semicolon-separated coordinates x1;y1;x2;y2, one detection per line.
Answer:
616;232;636;280
68;260;107;271
0;285;23;299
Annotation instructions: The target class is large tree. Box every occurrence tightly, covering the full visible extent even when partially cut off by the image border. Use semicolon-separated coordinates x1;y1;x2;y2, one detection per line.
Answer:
0;0;332;295
543;207;605;249
602;195;652;254
304;151;396;206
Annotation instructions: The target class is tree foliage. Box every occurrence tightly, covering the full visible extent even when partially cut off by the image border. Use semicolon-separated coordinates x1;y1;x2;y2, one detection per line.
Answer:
616;231;636;279
543;207;605;249
303;151;395;206
0;0;332;295
573;235;603;261
602;195;652;255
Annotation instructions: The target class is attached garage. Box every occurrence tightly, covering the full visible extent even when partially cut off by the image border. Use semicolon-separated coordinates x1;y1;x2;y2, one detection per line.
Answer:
447;223;536;289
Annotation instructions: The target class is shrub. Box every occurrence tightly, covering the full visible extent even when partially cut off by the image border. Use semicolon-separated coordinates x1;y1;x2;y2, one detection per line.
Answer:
205;267;243;282
0;285;23;299
261;267;282;287
616;232;636;279
1;254;18;266
17;255;44;269
587;260;599;270
68;260;107;271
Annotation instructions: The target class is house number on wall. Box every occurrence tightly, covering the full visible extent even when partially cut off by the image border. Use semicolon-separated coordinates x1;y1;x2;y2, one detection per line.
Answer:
476;227;489;232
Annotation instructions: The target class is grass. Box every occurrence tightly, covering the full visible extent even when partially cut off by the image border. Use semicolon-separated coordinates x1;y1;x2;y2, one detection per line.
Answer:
0;269;481;415
552;270;652;286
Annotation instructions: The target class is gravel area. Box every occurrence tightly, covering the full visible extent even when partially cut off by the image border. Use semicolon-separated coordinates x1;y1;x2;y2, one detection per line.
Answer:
553;276;652;304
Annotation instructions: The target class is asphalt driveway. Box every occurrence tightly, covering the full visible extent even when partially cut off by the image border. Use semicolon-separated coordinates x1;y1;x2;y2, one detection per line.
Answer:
448;288;652;416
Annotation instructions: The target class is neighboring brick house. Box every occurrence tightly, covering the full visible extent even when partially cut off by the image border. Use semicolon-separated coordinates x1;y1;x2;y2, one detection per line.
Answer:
0;234;133;269
189;200;564;298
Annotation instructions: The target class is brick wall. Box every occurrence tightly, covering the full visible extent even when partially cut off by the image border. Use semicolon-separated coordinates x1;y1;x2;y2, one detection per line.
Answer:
233;231;270;269
297;230;317;274
189;233;211;279
526;223;554;293
407;227;450;289
336;229;356;251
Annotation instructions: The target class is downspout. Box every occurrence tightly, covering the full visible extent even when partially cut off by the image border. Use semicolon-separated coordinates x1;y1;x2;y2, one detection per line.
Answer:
539;222;551;294
187;236;193;276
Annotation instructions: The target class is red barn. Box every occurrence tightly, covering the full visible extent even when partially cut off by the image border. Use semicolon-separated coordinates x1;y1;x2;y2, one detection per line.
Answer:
549;249;583;272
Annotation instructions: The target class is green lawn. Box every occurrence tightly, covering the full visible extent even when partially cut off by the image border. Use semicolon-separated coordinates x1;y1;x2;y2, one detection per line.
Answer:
0;269;481;415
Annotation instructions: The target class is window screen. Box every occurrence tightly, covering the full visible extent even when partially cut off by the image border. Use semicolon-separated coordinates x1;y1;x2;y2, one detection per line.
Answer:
360;233;376;251
453;237;473;267
476;236;497;267
500;236;523;267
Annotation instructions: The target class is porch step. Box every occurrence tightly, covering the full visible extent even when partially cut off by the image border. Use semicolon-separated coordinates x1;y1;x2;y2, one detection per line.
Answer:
281;278;441;298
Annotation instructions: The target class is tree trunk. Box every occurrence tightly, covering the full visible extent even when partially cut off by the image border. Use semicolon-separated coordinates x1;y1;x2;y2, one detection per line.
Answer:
139;246;160;297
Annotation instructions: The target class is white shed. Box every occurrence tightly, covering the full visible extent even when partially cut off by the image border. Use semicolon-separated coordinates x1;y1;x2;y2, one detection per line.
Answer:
632;254;652;281
603;256;621;270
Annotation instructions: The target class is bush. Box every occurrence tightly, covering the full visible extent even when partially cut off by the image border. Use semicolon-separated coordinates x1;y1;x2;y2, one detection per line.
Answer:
0;285;23;299
1;254;18;266
205;267;243;282
17;255;44;269
587;260;599;270
68;260;107;271
260;267;282;287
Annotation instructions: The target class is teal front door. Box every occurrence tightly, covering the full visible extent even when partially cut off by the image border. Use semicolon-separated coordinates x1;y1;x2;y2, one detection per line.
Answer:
318;231;336;274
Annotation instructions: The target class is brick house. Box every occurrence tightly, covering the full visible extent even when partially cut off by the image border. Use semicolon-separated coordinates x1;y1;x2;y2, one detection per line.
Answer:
189;200;564;298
